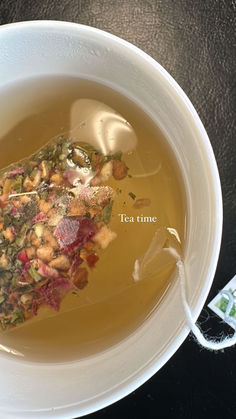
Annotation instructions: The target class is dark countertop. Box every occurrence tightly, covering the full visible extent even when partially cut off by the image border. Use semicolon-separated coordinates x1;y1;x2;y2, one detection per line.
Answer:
0;1;235;418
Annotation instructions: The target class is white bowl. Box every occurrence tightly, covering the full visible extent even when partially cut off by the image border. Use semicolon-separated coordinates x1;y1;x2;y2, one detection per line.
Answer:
0;21;222;418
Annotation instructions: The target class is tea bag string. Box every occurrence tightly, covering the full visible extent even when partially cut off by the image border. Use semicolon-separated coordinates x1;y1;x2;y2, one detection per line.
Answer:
177;260;236;350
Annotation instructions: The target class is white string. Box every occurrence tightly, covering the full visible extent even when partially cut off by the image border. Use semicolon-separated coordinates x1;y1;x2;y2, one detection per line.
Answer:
177;260;236;350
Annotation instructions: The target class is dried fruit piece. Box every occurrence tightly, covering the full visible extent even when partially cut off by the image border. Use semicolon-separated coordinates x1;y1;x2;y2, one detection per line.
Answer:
93;225;117;249
133;198;151;209
73;268;88;290
49;255;70;271
112;160;127;180
86;253;99;268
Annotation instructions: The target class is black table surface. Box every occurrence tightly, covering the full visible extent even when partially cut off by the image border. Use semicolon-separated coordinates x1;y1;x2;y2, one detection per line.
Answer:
0;1;235;418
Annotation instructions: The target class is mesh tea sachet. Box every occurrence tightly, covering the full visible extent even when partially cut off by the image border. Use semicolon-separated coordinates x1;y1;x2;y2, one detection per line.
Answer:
0;137;128;329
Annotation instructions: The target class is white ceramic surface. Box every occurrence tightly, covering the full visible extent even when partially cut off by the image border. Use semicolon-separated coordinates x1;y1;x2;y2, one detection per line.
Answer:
0;21;222;419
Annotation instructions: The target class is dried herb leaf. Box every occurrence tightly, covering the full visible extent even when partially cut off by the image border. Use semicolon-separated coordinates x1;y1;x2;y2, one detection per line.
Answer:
102;200;114;224
10;308;25;325
28;266;42;282
128;192;136;200
111;151;122;161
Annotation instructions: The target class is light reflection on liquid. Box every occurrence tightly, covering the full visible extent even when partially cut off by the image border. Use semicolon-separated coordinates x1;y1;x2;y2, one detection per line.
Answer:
70;99;137;155
0;343;24;357
68;99;162;183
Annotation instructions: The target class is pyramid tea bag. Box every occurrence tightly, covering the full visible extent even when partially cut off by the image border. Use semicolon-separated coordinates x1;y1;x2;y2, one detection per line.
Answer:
0;136;130;330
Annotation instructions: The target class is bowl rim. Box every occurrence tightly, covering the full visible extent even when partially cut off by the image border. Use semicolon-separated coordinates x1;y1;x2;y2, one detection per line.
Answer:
0;20;223;418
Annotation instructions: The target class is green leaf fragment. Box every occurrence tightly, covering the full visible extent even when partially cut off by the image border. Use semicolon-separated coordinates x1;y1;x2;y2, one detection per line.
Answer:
13;175;23;193
40;190;49;200
6;246;14;256
111;151;122;161
10;308;25;325
102;200;114;224
100;151;122;166
58;205;67;216
56;189;65;197
93;216;102;222
0;319;9;329
3;214;12;227
0;270;12;283
28;266;42;282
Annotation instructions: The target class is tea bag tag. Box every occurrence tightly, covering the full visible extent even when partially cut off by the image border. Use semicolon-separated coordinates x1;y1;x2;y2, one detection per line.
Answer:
208;275;236;330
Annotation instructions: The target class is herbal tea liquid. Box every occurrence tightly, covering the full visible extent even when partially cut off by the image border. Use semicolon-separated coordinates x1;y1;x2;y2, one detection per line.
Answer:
0;76;186;362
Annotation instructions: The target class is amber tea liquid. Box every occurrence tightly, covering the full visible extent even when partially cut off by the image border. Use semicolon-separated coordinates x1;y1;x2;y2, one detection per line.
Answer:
0;77;186;362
